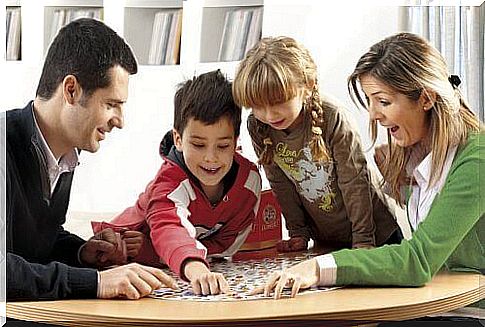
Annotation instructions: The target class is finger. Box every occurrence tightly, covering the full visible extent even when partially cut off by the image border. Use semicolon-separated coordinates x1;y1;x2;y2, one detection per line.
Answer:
191;280;202;296
218;276;231;294
124;236;143;244
98;228;117;243
122;230;144;239
89;239;116;254
264;272;281;297
142;265;178;290
274;275;290;300
200;276;210;295
291;277;302;298
122;281;142;300
249;285;264;296
208;274;220;295
128;273;153;298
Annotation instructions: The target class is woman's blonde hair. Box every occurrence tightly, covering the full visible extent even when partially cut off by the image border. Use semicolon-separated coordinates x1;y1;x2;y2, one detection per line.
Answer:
348;32;480;205
233;36;329;165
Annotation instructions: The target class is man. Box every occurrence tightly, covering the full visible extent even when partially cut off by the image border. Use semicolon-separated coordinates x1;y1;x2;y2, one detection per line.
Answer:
4;18;177;300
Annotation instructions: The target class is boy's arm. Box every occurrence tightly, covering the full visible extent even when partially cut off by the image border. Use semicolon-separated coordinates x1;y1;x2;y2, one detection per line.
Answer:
325;106;377;248
145;174;208;279
247;115;312;241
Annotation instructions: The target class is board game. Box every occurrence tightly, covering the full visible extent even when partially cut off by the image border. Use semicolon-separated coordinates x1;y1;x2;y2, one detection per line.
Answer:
151;253;338;301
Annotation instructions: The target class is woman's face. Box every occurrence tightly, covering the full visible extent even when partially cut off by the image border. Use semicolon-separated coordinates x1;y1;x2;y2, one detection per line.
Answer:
360;74;432;148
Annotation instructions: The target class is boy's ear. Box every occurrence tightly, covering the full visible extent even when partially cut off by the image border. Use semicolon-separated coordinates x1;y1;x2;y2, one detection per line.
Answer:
419;89;437;112
172;129;183;151
62;75;82;105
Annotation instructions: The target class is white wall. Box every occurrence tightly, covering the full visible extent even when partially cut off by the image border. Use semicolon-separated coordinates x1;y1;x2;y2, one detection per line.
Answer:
1;2;404;220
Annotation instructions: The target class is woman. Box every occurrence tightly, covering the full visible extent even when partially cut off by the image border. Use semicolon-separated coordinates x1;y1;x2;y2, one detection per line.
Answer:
254;32;484;299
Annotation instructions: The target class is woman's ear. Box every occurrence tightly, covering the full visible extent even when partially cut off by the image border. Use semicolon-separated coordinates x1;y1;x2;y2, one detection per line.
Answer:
420;89;437;112
62;75;82;105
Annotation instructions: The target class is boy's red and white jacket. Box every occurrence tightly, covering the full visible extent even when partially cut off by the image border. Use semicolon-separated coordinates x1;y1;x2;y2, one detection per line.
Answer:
92;147;261;279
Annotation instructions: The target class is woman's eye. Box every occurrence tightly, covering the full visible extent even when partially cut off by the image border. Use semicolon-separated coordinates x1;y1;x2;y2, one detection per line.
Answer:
218;144;230;149
379;100;390;106
191;143;204;148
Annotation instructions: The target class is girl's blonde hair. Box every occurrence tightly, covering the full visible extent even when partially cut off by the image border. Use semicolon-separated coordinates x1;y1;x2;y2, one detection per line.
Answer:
233;36;329;165
348;32;480;205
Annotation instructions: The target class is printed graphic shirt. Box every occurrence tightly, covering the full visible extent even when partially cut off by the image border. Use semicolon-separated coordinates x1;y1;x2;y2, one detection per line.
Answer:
248;95;398;248
92;148;261;279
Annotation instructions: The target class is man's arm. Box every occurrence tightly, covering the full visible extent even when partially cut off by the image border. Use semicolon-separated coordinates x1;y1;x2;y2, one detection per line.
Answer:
7;252;97;300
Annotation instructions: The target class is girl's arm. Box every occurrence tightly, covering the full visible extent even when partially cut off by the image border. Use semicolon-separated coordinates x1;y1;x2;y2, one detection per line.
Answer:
325;105;378;248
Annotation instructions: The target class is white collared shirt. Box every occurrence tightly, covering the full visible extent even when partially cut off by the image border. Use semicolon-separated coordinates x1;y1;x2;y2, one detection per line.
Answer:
407;146;457;231
32;107;79;195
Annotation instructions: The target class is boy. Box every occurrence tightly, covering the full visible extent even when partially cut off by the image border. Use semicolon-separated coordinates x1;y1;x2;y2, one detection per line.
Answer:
93;70;261;295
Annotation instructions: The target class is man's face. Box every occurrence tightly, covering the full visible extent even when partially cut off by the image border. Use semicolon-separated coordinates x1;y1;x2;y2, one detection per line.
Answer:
66;65;129;153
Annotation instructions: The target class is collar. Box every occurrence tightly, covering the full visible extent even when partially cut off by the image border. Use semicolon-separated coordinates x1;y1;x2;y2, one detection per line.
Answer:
31;103;79;172
410;146;457;192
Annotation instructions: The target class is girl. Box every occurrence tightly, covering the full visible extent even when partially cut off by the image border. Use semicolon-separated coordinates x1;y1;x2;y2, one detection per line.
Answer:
254;33;483;298
232;36;402;253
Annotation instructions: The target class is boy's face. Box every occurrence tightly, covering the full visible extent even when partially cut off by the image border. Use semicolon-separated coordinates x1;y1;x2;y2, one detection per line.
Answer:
173;116;237;190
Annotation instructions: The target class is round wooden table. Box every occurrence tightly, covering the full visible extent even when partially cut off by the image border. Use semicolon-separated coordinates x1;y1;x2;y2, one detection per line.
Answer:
6;272;484;326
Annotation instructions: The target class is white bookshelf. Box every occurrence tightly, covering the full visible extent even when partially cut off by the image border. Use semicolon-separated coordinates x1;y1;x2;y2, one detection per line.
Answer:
124;0;183;66
43;0;104;53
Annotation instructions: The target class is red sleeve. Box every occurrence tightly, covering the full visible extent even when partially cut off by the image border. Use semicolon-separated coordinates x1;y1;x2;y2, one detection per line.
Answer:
145;163;208;278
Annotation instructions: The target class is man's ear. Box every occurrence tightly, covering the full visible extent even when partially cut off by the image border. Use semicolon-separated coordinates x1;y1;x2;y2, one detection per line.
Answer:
62;75;82;105
172;129;183;151
420;89;437;112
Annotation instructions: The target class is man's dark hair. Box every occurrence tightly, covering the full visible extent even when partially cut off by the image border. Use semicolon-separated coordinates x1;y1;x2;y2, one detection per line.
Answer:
36;18;137;100
159;70;242;156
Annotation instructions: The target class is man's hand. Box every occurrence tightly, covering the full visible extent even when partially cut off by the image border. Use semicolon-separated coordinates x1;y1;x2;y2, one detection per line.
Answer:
184;260;230;295
98;263;178;299
120;229;144;260
276;237;308;253
80;228;127;268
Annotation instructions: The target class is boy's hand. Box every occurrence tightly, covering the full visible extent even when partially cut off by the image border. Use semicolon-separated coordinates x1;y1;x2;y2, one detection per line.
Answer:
120;229;144;260
80;228;127;267
184;260;230;295
276;237;308;253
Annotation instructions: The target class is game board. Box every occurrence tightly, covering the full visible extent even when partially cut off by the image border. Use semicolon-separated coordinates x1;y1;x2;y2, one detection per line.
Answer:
150;253;338;301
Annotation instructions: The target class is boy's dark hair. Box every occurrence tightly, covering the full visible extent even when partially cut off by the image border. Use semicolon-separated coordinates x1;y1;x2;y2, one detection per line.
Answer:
36;18;137;100
160;70;241;156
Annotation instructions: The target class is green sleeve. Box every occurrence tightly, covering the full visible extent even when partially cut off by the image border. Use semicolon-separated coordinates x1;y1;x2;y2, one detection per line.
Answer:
332;133;484;286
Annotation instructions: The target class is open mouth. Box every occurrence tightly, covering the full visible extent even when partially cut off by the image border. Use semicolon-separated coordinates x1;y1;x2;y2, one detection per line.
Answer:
389;126;399;134
97;128;106;140
201;166;221;175
269;119;285;128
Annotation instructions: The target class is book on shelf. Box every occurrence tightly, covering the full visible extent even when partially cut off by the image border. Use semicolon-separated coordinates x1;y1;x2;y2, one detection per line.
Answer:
49;8;103;46
218;7;263;62
148;9;183;65
6;7;21;61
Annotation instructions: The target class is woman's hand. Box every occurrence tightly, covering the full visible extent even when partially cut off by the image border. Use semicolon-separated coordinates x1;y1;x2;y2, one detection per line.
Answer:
250;258;319;299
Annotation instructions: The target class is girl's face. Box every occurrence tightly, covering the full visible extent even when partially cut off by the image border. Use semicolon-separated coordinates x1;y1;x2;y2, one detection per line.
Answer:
251;88;307;132
360;74;432;148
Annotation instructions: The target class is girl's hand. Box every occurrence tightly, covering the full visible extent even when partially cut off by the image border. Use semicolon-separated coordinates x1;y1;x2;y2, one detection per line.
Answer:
184;260;231;295
276;237;308;252
250;258;319;299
